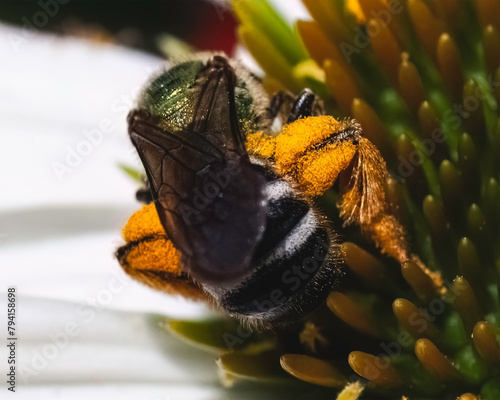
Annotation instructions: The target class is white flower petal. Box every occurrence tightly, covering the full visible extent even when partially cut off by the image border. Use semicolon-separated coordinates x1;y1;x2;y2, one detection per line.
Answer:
0;24;208;316
0;23;162;211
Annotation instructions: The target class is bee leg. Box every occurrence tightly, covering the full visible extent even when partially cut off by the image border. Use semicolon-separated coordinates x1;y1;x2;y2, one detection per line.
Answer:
266;90;292;120
116;203;209;301
246;95;288;158
135;175;153;204
263;115;444;291
272;116;360;196
339;139;444;291
266;91;293;122
286;88;324;123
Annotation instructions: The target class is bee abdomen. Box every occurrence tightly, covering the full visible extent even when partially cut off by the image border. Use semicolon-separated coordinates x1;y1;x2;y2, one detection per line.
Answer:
252;179;310;258
217;159;342;325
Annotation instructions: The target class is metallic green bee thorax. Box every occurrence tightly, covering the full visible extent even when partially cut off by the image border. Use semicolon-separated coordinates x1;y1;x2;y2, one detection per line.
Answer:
138;58;266;137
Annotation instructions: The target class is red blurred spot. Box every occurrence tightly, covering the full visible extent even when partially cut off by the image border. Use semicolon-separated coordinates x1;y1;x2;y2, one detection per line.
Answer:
186;1;237;55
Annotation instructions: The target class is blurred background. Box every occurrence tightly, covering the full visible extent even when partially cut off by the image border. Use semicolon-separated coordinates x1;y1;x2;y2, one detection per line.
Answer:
0;1;313;399
0;0;238;55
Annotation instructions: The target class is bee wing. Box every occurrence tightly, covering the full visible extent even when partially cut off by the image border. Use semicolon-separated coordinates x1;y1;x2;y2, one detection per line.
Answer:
128;113;221;258
128;112;221;199
128;57;267;285
188;57;247;157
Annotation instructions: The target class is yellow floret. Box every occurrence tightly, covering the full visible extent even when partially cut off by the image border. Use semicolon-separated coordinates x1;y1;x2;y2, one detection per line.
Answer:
346;0;367;24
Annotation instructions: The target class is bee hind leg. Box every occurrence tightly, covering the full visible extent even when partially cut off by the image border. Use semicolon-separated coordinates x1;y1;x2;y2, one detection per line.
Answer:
266;91;294;125
116;203;209;301
266;88;325;129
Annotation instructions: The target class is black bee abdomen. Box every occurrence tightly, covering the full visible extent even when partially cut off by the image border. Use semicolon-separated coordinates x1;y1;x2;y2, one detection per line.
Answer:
208;158;342;326
252;196;309;260
221;226;332;319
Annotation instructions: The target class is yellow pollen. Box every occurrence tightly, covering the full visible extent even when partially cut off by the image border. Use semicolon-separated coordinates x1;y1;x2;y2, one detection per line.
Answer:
297;142;357;196
245;131;276;158
125;237;181;275
123;203;165;242
275;116;345;169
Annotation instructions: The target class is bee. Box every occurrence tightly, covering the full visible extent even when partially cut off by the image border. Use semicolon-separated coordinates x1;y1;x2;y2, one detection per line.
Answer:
117;54;432;327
